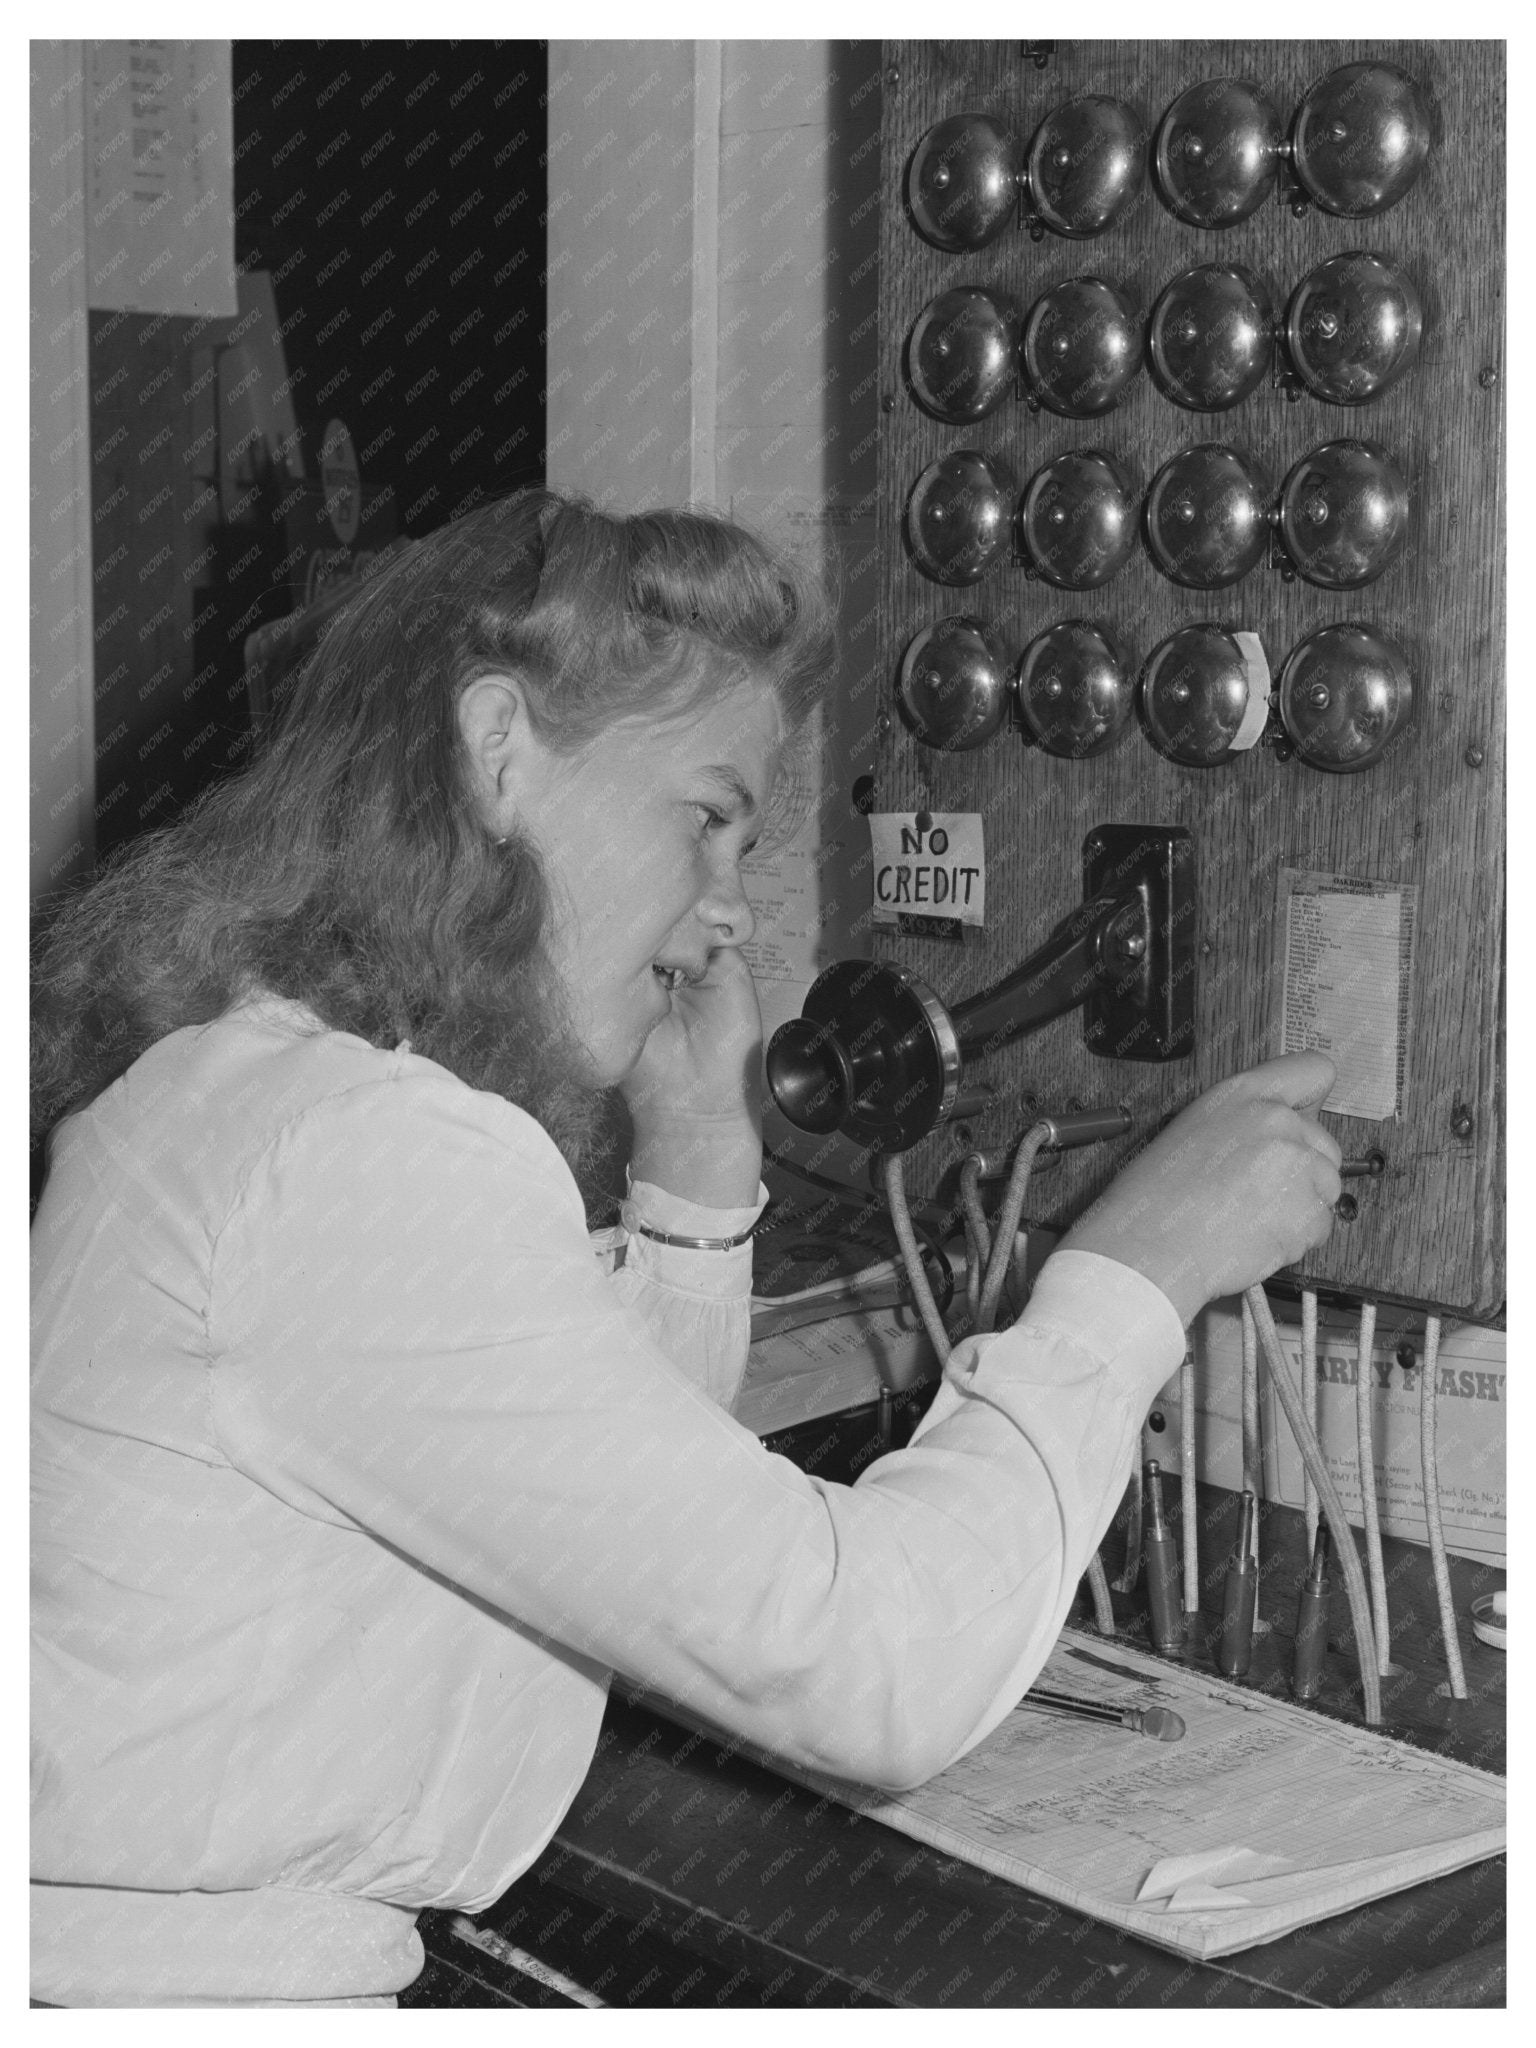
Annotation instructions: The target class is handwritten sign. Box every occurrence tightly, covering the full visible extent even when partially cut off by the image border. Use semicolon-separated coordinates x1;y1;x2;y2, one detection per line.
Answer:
869;813;985;936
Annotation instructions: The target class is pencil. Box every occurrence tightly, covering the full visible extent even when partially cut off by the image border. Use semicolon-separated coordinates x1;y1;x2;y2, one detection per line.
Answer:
1020;1687;1186;1742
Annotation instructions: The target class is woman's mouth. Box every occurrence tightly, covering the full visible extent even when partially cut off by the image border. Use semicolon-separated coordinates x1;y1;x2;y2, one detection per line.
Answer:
652;961;705;994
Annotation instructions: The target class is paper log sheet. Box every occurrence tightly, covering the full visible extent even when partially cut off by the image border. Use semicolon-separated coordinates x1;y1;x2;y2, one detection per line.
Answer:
1276;870;1415;1122
795;1630;1504;1962
736;1306;935;1437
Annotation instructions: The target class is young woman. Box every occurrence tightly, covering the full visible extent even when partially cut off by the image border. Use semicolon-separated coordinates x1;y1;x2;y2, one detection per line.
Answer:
31;490;1341;2006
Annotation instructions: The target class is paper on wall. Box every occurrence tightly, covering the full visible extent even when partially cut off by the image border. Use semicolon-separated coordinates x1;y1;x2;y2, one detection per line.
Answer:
85;41;237;318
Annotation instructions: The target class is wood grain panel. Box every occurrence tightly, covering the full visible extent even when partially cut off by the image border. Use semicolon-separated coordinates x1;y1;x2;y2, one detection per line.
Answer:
874;40;1504;1317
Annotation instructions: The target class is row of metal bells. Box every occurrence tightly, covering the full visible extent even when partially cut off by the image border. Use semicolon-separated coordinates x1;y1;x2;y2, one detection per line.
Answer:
907;68;1429;252
1146;439;1409;590
907;99;1145;250
897;614;1411;771
1145;621;1410;770
1286;251;1423;405
906;447;1137;590
1155;79;1282;228
908;279;1141;423
908;439;1407;592
1277;623;1414;771
896;614;1135;759
1154;65;1432;226
908;253;1419;425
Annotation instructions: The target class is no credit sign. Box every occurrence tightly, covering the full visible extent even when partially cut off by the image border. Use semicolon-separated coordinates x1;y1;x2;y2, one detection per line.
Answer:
870;812;986;931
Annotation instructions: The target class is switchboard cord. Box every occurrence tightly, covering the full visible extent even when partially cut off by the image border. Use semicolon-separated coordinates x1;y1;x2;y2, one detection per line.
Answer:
1301;1288;1320;1558
895;1138;1114;1636
958;1152;991;1326
1419;1315;1468;1699
969;1128;1115;1634
977;1121;1052;1333
1245;1285;1382;1724
1113;1453;1144;1596
1084;1551;1117;1637
1354;1301;1392;1675
1240;1296;1263;1584
1180;1351;1199;1619
879;1152;952;1370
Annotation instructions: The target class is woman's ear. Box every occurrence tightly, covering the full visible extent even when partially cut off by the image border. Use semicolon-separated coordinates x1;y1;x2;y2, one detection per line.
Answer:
456;672;545;828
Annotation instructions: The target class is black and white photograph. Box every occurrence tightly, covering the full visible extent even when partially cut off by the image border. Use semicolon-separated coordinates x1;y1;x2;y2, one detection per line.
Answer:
28;15;1509;2014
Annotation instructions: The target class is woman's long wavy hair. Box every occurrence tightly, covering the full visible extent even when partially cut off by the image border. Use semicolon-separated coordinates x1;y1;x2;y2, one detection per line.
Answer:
31;490;834;1184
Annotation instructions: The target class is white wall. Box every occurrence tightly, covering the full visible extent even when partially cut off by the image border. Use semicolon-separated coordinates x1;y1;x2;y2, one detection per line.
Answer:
544;40;882;1094
31;42;96;904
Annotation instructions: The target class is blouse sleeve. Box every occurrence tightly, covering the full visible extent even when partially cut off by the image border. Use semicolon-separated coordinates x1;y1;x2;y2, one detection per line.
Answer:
207;1071;1185;1793
606;1176;766;1413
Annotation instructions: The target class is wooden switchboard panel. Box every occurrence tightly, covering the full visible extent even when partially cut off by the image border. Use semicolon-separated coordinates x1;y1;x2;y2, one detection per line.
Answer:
874;39;1503;1318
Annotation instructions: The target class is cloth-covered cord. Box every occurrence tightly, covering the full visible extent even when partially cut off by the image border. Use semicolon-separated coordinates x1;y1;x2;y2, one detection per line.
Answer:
1419;1315;1468;1700
1245;1284;1382;1724
1240;1294;1261;1574
1180;1348;1198;1617
1085;1550;1116;1637
978;1123;1051;1334
1354;1301;1391;1675
1301;1288;1320;1557
880;1152;951;1369
959;1153;990;1327
1113;1450;1144;1594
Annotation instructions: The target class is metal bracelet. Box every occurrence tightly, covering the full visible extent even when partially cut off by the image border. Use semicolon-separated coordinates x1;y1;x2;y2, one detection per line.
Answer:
631;1222;756;1252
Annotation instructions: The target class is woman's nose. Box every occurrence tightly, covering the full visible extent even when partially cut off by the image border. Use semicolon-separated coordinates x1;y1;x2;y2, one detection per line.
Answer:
698;865;755;948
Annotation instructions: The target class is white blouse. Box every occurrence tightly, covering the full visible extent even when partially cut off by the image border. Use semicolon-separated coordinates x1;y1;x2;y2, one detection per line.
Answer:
31;995;1184;2005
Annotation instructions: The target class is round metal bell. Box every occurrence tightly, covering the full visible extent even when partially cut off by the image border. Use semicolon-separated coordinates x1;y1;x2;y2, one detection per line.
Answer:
1154;77;1282;228
905;450;1015;585
908;288;1016;424
1019;450;1139;589
1025;96;1146;238
1145;444;1270;589
1020;277;1141;417
1292;63;1433;218
1148;265;1274;411
1285;252;1423;406
1277;623;1413;771
897;615;1013;752
1278;441;1410;589
908;114;1020;251
1141;624;1255;766
1016;621;1133;759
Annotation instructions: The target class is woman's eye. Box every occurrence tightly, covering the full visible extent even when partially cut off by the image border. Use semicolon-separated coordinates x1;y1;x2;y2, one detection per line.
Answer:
693;804;729;835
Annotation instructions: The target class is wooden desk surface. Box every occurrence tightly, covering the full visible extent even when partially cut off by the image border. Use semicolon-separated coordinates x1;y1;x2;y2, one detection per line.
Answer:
405;1470;1505;2010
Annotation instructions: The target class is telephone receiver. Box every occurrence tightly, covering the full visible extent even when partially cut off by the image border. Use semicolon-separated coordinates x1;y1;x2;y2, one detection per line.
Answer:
766;825;1196;1152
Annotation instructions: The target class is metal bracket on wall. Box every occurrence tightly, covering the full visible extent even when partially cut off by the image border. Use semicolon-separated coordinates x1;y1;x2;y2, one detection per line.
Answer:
1082;824;1198;1063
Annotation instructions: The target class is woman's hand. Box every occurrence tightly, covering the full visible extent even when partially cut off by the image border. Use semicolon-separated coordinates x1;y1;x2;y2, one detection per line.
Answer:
1061;1051;1341;1326
622;947;765;1209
